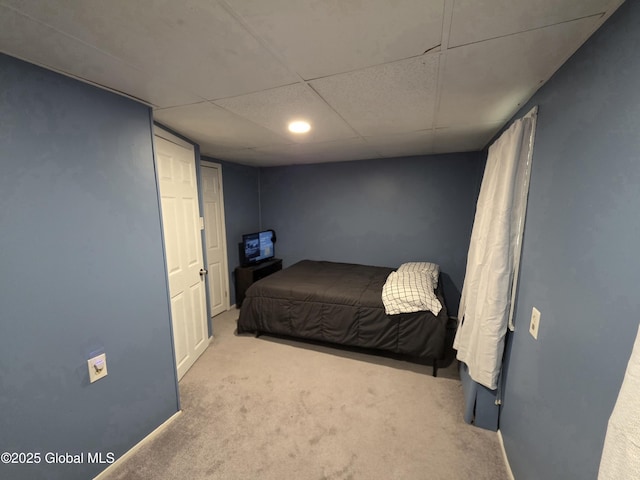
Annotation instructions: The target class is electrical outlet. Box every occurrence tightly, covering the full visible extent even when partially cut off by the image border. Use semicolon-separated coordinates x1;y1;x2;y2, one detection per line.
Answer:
529;307;541;340
88;353;108;383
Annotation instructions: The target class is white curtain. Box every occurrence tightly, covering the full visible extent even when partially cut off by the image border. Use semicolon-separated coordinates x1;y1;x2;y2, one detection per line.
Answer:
454;107;537;390
598;323;640;479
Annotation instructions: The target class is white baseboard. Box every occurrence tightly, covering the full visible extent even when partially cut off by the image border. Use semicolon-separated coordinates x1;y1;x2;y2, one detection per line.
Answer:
93;411;181;480
497;429;515;480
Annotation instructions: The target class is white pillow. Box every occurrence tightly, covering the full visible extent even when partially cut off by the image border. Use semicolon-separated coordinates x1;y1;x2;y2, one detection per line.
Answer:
381;271;442;316
397;261;440;286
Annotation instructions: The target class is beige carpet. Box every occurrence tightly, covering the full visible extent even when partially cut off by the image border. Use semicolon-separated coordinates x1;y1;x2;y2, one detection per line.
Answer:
103;309;509;480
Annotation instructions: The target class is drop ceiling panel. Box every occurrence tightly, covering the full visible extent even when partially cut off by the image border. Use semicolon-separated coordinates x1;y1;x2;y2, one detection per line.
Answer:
363;130;436;158
433;123;504;153
251;138;383;166
437;15;602;128
0;0;621;166
197;142;252;159
153;102;290;153
2;0;299;100
215;83;357;143
310;55;438;137
0;6;200;107
224;0;444;80
206;148;274;166
450;0;623;47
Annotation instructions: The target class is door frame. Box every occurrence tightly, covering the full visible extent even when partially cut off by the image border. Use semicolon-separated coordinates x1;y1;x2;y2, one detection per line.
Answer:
154;125;193;153
151;124;181;408
153;124;210;383
199;161;231;322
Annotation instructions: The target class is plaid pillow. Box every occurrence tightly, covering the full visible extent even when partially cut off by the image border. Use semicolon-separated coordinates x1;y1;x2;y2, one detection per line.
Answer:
382;271;442;316
397;261;440;286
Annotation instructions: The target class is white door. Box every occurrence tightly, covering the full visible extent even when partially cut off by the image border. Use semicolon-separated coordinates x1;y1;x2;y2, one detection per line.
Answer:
201;163;230;317
155;130;208;380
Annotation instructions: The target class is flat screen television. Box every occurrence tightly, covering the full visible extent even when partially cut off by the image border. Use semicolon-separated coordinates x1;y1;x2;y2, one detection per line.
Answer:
240;229;275;266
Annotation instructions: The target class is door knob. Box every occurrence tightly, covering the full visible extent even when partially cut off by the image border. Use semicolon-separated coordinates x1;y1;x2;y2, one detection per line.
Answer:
199;268;208;276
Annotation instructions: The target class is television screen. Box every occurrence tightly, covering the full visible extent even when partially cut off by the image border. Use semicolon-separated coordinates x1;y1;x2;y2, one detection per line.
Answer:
242;230;275;265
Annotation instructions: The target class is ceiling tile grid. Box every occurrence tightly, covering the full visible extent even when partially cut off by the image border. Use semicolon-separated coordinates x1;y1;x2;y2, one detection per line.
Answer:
437;15;604;128
433;123;504;154
0;0;626;166
310;54;440;137
153;101;293;154
252;137;384;166
223;0;444;80
449;0;624;47
214;83;358;144
1;0;299;101
0;4;202;108
363;130;436;158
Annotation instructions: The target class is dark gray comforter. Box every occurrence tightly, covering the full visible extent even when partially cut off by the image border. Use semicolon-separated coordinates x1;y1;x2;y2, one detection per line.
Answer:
237;260;449;360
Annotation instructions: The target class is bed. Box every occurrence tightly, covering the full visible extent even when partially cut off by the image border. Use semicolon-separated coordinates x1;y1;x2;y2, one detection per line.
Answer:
237;260;449;375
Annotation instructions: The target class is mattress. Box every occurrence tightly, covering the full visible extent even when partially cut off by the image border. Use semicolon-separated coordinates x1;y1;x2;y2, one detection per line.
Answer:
237;260;449;360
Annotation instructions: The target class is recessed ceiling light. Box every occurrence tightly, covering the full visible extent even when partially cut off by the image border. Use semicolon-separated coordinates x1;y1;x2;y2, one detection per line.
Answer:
288;120;311;134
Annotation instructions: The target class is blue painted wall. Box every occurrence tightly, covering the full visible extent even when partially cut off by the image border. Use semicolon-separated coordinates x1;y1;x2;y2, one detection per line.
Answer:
499;2;640;479
259;153;485;313
202;157;261;306
0;54;178;480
